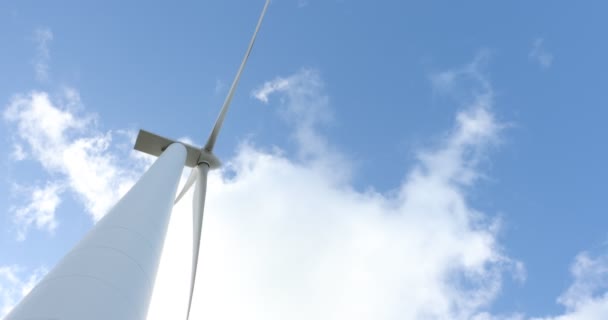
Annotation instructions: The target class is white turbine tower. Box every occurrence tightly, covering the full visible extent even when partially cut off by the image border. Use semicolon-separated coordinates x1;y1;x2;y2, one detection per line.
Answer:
6;1;270;319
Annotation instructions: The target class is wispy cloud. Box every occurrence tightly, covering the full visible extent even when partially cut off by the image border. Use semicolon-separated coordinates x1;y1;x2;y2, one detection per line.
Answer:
10;183;63;241
529;38;553;69
0;266;47;318
3;89;151;240
254;69;338;167
531;251;608;320
252;76;291;103
32;27;53;81
430;52;493;99
10;144;27;161
297;0;309;8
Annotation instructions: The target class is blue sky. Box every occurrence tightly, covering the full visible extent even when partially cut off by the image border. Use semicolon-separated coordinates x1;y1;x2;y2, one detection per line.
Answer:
1;0;608;319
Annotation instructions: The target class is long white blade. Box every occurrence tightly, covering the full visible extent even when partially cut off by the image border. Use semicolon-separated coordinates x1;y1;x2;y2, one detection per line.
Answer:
203;0;271;152
175;167;198;204
186;163;209;319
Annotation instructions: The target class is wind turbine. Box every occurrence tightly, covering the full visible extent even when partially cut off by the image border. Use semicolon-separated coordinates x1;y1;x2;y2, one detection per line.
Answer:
144;0;271;316
6;1;270;319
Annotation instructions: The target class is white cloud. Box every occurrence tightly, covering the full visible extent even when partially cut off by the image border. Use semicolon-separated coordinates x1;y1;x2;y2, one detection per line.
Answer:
532;251;608;320
560;252;608;310
529;38;553;69
148;66;520;320
32;27;53;81
10;182;63;241
430;52;493;100
0;266;47;318
10;144;26;161
473;313;526;320
252;69;342;173
252;76;291;103
3;89;150;239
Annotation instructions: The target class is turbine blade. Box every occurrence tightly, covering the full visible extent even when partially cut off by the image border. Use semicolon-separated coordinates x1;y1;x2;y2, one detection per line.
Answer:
175;167;198;204
186;163;210;319
203;0;271;152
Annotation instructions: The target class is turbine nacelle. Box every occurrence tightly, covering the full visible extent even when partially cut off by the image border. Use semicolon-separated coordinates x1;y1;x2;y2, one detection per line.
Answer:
134;129;222;169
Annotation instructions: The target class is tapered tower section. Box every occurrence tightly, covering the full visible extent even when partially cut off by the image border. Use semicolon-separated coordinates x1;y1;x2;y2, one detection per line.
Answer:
6;143;187;320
